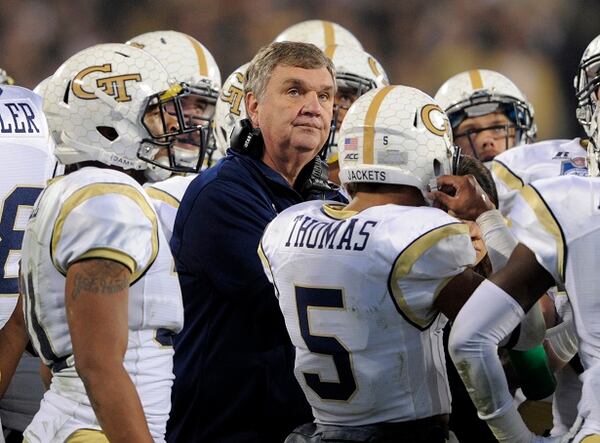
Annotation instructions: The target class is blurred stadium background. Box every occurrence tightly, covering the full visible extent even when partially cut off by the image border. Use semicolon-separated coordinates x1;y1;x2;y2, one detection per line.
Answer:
1;0;598;140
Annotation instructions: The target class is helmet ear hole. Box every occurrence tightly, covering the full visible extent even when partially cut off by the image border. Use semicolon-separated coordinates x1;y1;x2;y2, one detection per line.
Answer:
433;159;442;177
63;81;71;105
97;126;119;141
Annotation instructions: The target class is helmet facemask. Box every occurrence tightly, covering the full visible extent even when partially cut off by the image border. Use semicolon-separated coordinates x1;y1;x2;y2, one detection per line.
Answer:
139;84;213;174
575;52;600;134
448;92;534;162
586;104;600;177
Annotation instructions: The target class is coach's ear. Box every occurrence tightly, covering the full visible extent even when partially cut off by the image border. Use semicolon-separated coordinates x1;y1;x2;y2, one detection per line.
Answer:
245;92;259;128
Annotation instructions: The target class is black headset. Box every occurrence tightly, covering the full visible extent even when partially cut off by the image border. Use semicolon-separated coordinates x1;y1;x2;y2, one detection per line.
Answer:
229;118;265;158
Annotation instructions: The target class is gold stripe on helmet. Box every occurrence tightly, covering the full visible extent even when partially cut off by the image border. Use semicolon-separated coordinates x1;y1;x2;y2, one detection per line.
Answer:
368;57;381;79
324;44;337;60
363;85;395;164
323;21;335;47
468;69;483;89
186;36;208;76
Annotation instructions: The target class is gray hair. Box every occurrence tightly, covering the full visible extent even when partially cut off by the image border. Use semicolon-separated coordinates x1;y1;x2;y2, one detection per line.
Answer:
245;41;336;101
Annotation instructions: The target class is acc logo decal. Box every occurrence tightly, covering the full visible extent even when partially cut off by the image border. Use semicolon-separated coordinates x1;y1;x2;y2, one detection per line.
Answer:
421;104;447;137
72;64;142;102
219;72;244;116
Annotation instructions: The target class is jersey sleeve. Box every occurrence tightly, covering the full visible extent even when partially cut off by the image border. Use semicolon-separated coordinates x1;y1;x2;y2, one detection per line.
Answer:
507;183;565;284
145;185;180;243
491;158;525;217
389;221;475;329
51;182;159;281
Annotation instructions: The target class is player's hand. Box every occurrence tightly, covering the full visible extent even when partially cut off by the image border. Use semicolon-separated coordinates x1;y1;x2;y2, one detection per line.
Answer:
428;174;495;220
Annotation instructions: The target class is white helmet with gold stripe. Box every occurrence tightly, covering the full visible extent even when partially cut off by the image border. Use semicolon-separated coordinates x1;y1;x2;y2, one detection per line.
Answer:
126;31;221;176
434;69;536;146
274;20;363;50
339;85;456;196
214;63;249;156
44;43;204;172
322;44;389;164
126;30;221;100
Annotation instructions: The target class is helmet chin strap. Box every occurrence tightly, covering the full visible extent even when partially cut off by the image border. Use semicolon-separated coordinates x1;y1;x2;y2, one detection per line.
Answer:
144;156;172;182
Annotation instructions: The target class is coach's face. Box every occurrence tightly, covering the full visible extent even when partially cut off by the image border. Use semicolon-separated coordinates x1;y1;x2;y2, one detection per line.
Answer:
247;65;334;171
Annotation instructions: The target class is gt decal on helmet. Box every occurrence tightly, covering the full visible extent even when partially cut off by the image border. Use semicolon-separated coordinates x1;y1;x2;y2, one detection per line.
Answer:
220;72;245;117
72;64;142;102
214;63;249;155
421;104;447;137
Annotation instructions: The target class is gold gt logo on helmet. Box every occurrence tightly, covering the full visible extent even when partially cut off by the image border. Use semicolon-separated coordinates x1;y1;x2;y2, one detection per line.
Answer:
219;72;244;116
72;64;142;102
421;104;448;137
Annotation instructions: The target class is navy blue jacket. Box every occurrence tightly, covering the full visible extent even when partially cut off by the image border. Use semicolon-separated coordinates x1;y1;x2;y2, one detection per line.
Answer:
167;151;340;443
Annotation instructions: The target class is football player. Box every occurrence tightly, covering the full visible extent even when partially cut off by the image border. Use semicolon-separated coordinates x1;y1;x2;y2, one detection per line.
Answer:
15;43;192;442
0;84;57;443
259;85;483;442
433;36;600;439
435;69;536;164
125;31;221;242
446;121;600;442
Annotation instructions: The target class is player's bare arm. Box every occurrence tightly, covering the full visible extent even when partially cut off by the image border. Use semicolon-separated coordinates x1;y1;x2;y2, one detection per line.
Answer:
66;258;153;443
0;295;28;398
433;267;485;321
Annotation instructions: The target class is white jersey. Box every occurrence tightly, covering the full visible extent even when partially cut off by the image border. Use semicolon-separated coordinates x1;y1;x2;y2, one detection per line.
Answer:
491;138;587;217
0;85;57;329
20;167;183;443
509;175;600;424
259;201;475;426
145;174;195;243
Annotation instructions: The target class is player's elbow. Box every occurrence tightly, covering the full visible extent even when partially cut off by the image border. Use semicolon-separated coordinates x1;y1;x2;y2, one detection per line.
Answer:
74;352;123;385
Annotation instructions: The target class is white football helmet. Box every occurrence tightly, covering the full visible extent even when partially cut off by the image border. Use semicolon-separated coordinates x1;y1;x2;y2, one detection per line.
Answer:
127;31;222;175
339;85;457;197
274;20;363;50
0;68;14;85
323;44;389;163
214;62;249;156
435;69;536;148
575;35;600;137
33;76;51;98
43;43;204;172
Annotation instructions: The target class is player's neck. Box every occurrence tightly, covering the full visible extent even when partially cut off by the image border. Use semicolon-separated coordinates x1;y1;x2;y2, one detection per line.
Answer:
345;186;426;212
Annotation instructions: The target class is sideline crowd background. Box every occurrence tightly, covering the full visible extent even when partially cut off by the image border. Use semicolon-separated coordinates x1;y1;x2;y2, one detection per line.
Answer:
1;0;599;141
